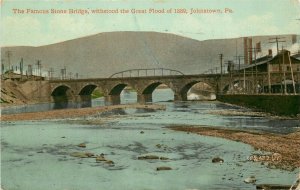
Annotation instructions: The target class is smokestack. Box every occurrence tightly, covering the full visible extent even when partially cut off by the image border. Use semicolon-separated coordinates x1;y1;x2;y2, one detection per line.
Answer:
248;38;252;64
292;35;297;44
256;42;261;53
244;37;248;64
268;49;272;57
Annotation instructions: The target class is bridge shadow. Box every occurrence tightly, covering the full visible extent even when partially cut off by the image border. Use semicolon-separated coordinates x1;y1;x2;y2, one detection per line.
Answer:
51;85;74;109
106;84;138;105
78;84;98;108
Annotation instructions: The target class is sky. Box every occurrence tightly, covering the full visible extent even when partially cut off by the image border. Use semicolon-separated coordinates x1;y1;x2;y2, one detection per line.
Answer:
1;0;300;46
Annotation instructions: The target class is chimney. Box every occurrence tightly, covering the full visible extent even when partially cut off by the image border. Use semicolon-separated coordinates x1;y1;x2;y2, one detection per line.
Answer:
244;37;248;64
268;49;272;57
248;38;252;64
256;42;261;53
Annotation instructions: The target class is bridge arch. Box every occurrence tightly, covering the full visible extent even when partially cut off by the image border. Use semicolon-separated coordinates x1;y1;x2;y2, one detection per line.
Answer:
77;84;98;107
138;81;175;103
51;84;74;109
51;84;73;96
106;83;137;105
109;83;128;95
179;81;216;101
79;84;98;95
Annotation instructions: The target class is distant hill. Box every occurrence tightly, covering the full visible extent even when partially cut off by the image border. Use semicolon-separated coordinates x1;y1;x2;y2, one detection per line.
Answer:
1;32;298;78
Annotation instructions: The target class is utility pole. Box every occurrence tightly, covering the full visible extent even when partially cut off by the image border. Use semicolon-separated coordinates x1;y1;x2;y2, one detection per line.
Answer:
48;67;54;80
48;68;54;80
6;51;12;79
36;60;42;77
219;53;223;94
269;37;286;55
61;69;64;79
234;55;244;72
287;51;296;95
282;49;287;94
248;48;259;93
61;66;66;80
68;72;72;79
219;54;223;75
227;60;234;93
20;58;24;80
234;55;245;85
1;59;4;76
267;62;271;94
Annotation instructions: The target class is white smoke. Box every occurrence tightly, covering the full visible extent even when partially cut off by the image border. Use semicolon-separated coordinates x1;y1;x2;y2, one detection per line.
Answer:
271;45;278;56
261;44;278;57
262;43;300;57
287;43;300;54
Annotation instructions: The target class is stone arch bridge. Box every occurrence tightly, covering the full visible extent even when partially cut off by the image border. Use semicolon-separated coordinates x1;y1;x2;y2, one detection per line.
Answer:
28;70;299;107
49;74;220;106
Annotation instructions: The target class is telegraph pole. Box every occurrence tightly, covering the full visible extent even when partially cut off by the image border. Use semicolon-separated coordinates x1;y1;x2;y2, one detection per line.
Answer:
68;72;72;79
1;59;4;74
36;60;42;77
248;48;259;93
219;54;223;94
234;55;244;83
234;55;244;72
269;37;286;55
282;48;287;94
49;67;54;80
61;66;66;80
287;51;296;94
6;51;12;79
270;38;286;93
227;60;234;93
20;58;24;80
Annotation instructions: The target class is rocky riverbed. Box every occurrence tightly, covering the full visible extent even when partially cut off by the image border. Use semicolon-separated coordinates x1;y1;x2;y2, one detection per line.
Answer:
0;103;166;121
2;99;299;190
169;125;300;171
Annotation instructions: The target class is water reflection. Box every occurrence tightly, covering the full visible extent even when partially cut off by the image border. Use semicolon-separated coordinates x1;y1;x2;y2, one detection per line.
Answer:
1;119;298;190
2;90;300;135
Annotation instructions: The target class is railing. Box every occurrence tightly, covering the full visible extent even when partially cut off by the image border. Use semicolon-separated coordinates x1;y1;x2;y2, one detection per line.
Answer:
109;68;184;78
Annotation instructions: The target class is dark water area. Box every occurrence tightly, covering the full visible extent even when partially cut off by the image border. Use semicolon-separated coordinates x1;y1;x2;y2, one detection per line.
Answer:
1;89;300;190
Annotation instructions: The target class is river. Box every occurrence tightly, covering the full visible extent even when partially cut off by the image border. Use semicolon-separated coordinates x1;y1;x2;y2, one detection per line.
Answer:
1;89;299;190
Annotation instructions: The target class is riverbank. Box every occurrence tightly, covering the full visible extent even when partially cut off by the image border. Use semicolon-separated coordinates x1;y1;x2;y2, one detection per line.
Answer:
168;125;300;170
0;104;166;121
217;94;300;116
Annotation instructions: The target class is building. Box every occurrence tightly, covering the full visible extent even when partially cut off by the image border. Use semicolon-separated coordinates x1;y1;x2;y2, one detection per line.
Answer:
232;50;300;93
241;49;300;73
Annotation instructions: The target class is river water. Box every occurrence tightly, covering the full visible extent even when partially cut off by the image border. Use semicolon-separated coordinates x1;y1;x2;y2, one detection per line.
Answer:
1;89;299;190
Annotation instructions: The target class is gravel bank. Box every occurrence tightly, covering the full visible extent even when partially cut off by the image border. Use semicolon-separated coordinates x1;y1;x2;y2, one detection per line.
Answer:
169;125;300;170
1;104;166;121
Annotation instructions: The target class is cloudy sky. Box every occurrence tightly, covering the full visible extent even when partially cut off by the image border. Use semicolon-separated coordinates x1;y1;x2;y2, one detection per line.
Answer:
1;0;300;46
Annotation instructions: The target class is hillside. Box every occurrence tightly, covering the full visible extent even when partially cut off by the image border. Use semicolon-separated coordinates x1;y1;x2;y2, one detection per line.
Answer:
1;32;298;78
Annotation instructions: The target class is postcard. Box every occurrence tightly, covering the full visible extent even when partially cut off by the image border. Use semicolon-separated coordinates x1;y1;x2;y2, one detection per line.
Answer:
1;0;300;190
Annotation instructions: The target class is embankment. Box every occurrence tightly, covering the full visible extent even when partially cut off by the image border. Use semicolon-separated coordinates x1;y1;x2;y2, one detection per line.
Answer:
217;94;300;116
